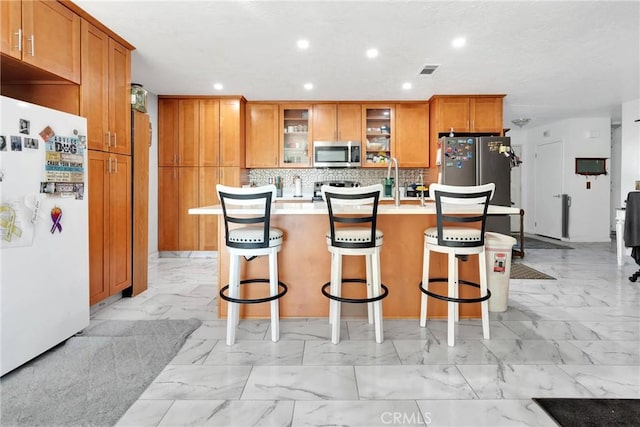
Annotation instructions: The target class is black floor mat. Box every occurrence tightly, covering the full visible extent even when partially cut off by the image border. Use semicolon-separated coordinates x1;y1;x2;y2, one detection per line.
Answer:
533;398;640;427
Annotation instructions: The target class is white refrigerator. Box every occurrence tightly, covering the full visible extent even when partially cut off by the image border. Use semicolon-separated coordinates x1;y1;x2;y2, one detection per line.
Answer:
0;96;89;376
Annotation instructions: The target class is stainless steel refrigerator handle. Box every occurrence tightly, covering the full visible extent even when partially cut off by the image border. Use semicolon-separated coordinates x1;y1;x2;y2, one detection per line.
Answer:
14;29;22;52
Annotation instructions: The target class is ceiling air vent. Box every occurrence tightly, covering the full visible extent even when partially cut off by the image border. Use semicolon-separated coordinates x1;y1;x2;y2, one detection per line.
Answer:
419;65;439;75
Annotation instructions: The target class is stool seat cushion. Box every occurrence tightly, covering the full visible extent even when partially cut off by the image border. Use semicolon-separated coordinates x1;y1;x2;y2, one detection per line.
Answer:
425;226;482;246
228;226;283;247
326;227;383;247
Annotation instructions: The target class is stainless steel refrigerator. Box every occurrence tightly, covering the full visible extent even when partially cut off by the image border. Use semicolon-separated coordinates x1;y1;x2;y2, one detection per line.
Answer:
438;136;512;234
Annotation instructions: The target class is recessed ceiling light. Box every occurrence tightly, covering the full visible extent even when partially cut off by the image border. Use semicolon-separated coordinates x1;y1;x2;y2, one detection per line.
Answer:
366;48;379;58
213;83;223;90
304;83;313;90
402;82;412;90
297;39;309;49
452;37;466;48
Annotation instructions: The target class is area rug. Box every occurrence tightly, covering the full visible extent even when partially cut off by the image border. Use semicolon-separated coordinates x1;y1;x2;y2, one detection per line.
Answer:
0;318;201;427
511;263;556;280
512;235;574;250
533;398;640;426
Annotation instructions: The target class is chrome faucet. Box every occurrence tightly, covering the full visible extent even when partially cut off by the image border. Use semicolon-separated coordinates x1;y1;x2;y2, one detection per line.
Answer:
386;157;400;206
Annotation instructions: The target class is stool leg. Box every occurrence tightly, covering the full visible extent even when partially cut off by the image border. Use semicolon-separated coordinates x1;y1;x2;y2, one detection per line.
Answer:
453;256;460;323
372;248;384;344
328;252;335;325
420;241;430;327
447;251;456;347
227;253;241;346
331;251;342;344
479;250;490;340
366;252;374;325
269;249;280;342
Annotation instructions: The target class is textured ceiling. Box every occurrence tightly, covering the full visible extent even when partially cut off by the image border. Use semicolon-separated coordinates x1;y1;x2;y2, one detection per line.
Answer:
74;0;639;127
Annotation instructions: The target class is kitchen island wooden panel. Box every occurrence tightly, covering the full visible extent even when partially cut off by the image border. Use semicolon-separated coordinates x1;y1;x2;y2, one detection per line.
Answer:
191;202;519;320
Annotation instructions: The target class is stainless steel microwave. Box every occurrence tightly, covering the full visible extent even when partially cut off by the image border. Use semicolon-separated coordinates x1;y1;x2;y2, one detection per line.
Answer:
313;141;361;168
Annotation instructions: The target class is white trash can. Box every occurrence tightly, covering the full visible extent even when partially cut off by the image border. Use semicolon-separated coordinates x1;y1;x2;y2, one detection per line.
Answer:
484;232;517;312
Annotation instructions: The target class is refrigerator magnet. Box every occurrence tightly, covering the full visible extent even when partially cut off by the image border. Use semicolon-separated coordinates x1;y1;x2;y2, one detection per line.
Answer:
50;206;62;234
39;126;55;142
0;135;6;151
10;136;22;151
19;119;30;135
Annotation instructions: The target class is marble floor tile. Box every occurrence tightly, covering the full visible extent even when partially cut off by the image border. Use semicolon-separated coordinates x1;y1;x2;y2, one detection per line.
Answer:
457;364;594;399
203;340;304;365
416;399;556;427
355;365;476;400
581;320;640;340
116;400;174;427
170;339;218;365
302;340;401;365
558;365;640;398
157;400;294;427
393;338;499;365
241;366;358;400
566;340;640;365
189;320;269;340
426;319;520;341
140;365;252;400
501;320;600;340
346;319;434;340
87;240;640;426
480;339;594;365
292;400;426;427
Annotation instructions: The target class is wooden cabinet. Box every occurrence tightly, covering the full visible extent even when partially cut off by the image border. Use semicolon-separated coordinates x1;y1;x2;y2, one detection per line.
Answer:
430;96;503;134
362;105;394;167
246;103;279;168
1;0;81;83
312;103;361;141
280;104;312;167
429;95;504;167
158;167;199;251
81;20;131;155
88;151;132;305
131;110;150;297
395;103;429;168
158;97;246;251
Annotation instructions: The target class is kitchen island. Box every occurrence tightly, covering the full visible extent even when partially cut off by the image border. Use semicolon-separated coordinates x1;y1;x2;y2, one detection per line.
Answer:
189;202;520;319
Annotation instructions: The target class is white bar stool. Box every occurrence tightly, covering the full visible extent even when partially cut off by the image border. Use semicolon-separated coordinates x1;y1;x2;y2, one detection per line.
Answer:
419;183;494;347
321;184;389;344
217;184;287;345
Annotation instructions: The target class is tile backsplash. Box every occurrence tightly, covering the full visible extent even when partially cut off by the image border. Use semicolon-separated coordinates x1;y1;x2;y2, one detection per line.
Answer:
248;168;437;191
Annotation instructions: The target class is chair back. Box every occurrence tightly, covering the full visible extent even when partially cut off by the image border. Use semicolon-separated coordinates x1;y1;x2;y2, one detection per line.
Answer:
321;184;382;249
216;184;276;249
429;183;495;248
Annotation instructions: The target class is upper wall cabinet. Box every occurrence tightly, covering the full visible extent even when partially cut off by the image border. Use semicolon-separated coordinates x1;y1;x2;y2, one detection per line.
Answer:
362;105;394;167
312;103;361;141
1;1;81;83
246;103;279;168
280;104;312;167
395;103;429;168
158;97;245;168
430;95;504;134
81;20;131;155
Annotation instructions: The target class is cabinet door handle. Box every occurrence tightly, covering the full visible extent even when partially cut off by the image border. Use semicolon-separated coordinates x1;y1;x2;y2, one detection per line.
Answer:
113;132;117;148
27;34;34;56
106;131;111;147
108;157;112;173
14;29;22;52
113;157;118;173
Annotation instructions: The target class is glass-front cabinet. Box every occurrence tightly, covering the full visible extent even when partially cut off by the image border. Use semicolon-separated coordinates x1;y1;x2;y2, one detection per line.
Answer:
363;105;394;167
280;104;312;167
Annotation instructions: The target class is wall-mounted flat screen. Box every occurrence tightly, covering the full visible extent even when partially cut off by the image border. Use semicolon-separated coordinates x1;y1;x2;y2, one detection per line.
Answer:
575;157;607;176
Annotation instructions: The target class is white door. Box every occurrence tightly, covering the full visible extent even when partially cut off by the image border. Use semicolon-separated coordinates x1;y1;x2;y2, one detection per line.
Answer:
510;144;522;232
534;140;564;239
